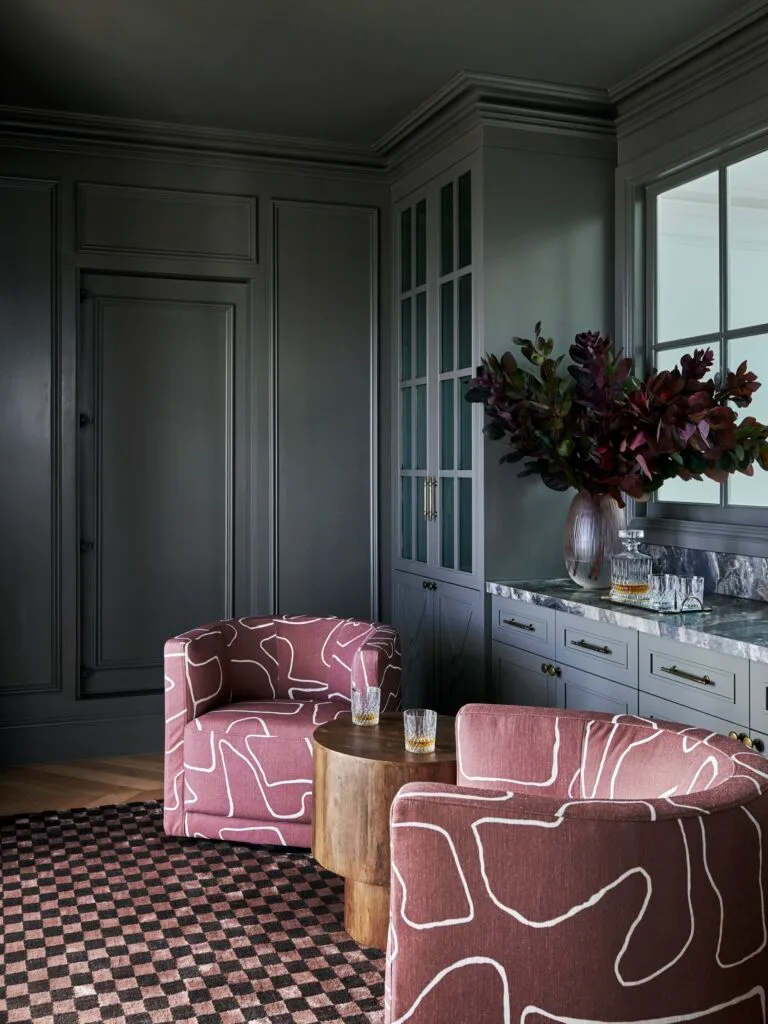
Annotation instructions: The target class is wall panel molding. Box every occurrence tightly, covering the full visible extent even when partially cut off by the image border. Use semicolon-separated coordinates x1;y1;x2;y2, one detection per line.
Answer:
0;176;60;696
77;183;257;263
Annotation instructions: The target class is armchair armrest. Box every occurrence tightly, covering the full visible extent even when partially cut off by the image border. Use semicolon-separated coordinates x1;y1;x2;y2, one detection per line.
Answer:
163;622;231;835
386;780;761;1024
329;621;402;709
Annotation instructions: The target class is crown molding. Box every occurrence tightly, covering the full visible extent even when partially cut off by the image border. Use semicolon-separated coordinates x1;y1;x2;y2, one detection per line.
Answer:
0;103;386;178
378;70;615;180
610;1;768;139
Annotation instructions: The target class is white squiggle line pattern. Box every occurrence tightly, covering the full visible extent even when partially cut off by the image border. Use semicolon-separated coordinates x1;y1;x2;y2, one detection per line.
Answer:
392;822;474;928
390;957;510;1024
700;808;767;968
458;714;561;788
519;987;766;1023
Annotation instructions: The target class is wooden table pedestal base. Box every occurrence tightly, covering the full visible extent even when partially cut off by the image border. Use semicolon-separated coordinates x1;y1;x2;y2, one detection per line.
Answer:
344;877;390;950
312;714;457;952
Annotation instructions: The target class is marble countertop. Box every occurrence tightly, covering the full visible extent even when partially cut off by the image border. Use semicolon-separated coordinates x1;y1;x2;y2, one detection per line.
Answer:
487;578;768;664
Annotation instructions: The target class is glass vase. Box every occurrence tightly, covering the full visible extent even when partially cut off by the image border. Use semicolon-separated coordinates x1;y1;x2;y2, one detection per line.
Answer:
563;491;625;590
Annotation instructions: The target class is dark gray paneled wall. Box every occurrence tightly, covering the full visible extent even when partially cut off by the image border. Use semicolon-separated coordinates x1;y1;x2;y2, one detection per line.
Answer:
275;202;378;620
481;130;616;582
0;144;387;764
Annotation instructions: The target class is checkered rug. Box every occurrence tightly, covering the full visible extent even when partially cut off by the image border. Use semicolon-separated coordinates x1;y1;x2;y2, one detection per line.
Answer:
0;801;384;1023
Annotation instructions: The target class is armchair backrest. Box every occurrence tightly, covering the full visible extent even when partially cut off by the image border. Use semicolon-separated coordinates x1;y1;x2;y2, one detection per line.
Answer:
227;615;400;704
456;704;737;802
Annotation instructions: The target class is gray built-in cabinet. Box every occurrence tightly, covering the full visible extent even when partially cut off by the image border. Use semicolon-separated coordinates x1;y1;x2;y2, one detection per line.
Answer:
0;146;387;763
390;125;616;711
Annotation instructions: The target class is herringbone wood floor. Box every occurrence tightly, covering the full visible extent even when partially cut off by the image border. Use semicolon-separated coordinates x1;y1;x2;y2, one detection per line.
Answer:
0;753;164;817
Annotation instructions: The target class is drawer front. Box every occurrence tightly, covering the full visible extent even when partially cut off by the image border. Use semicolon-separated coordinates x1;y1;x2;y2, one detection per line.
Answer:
491;596;556;658
491;641;553;709
639;634;749;724
555;663;638;717
750;661;768;737
555;611;638;687
638;691;745;738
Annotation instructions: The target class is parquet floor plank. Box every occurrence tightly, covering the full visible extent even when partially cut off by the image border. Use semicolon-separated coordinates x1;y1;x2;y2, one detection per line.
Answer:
0;753;164;817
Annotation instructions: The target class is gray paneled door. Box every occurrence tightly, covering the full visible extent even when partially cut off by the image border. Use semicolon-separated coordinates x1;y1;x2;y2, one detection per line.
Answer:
78;274;248;697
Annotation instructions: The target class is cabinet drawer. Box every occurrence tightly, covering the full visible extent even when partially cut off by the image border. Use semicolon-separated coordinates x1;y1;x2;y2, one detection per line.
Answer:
491;596;555;658
638;692;744;738
555;663;638;717
639;634;749;725
750;661;768;737
555;611;638;687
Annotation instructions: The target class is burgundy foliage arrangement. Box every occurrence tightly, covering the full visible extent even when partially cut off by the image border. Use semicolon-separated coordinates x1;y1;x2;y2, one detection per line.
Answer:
465;323;768;506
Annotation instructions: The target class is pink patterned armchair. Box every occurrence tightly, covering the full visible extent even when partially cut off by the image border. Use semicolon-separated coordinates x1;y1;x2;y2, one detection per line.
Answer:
386;704;768;1024
163;615;401;847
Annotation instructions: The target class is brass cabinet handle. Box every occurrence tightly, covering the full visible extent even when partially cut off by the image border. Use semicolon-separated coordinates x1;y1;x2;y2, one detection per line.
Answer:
422;477;429;521
740;736;765;753
540;663;560;677
504;618;535;632
421;580;437;591
571;638;612;655
424;477;437;520
661;664;714;686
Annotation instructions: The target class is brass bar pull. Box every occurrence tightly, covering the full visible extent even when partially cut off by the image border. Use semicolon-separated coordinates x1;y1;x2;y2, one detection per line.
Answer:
571;638;612;655
422;477;429;521
504;618;535;632
661;664;714;686
428;477;438;520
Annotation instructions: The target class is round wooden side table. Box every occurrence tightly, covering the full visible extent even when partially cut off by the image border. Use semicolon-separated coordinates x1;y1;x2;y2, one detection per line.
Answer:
311;712;456;950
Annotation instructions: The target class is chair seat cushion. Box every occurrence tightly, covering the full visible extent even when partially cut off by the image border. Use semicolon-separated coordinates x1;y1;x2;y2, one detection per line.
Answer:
183;699;350;823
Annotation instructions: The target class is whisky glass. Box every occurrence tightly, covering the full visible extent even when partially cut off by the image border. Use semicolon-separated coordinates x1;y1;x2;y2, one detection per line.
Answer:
351;686;381;726
404;708;437;753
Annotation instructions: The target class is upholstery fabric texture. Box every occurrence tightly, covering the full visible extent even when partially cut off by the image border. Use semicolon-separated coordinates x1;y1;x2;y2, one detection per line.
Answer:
164;615;401;847
386;703;768;1024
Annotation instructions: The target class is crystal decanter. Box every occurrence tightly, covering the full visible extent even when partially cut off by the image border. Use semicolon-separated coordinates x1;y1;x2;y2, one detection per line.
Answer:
609;529;652;605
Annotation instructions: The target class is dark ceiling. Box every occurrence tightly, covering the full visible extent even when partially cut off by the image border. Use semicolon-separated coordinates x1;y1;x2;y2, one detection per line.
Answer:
0;0;757;144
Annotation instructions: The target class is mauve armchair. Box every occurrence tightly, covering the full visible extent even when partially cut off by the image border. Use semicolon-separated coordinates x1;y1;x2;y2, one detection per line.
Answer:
386;703;768;1024
163;615;401;847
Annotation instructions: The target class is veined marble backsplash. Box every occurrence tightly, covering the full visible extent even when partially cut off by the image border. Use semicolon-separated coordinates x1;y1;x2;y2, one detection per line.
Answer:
643;545;768;603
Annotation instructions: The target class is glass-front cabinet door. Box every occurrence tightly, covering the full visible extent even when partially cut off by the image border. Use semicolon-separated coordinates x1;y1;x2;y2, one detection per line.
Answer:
395;159;480;586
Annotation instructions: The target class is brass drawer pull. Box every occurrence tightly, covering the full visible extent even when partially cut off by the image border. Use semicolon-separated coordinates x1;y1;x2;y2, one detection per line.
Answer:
571;638;611;655
729;732;766;754
504;617;535;632
661;664;714;686
540;663;561;677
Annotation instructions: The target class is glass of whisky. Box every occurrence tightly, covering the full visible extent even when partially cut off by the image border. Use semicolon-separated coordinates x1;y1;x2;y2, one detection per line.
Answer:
351;686;381;726
404;708;437;753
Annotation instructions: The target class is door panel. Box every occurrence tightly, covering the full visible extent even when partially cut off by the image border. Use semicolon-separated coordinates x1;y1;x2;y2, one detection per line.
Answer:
79;274;247;696
392;570;433;708
433;580;485;714
492;642;551;710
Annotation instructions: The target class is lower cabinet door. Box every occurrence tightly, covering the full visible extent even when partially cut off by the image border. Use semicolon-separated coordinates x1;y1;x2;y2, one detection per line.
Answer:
554;664;638;716
392;570;434;707
433;580;486;714
638;691;745;737
491;641;552;709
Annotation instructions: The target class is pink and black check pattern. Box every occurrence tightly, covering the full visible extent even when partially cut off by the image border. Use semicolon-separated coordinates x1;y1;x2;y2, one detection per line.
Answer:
164;616;401;848
0;801;385;1023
